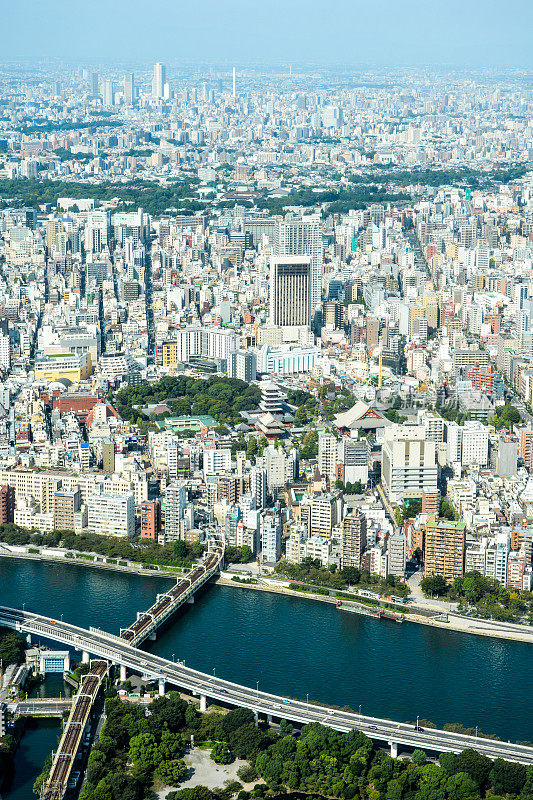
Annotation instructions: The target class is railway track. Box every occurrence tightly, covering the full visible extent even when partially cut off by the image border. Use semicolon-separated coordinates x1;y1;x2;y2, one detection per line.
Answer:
120;541;224;645
40;660;109;800
38;537;224;799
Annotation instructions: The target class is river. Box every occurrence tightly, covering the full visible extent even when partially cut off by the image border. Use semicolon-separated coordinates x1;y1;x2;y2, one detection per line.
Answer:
1;557;532;796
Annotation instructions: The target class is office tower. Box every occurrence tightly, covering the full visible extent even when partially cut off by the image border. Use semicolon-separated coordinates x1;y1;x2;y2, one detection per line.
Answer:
424;519;466;583
273;217;323;308
381;425;438;503
152;62;166;99
0;485;14;525
341;511;367;568
269;256;311;328
46;218;63;253
232;66;236;99
53;490;81;532
323;300;343;330
366;318;380;352
102;439;115;473
124;72;134;105
85;210;109;253
102;80;114;107
90;72;99;97
140;500;161;540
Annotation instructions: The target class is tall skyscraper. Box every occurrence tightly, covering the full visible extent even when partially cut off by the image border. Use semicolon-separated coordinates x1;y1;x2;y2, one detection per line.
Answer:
102;80;114;108
232;66;236;99
152;63;166;99
269;256;311;329
124;72;135;105
273;216;323;309
90;72;99;97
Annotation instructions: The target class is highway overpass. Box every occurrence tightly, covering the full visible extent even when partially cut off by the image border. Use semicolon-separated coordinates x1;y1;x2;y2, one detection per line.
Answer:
1;604;533;764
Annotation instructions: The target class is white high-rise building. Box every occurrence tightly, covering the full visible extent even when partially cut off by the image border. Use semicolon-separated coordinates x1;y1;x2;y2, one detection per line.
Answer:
203;448;231;478
124;73;135;105
461;421;489;467
446;421;463;465
261;510;282;563
164;481;187;541
102;80;114;107
0;335;10;371
388;531;407;577
273;217;323;309
250;467;267;510
152;63;166;99
227;350;257;382
87;492;134;538
167;442;179;480
85;211;109;254
318;434;338;482
382;425;438;503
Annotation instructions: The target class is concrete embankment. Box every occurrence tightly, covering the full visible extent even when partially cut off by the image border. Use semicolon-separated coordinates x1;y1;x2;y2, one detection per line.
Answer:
0;545;179;578
217;576;533;645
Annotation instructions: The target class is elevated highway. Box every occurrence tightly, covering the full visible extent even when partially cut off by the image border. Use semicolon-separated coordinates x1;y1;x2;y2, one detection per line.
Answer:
2;605;533;765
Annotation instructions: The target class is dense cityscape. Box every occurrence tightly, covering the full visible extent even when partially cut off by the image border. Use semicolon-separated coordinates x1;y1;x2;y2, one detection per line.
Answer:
1;18;533;800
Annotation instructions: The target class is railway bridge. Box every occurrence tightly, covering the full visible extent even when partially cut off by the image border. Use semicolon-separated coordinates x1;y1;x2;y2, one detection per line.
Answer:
8;537;225;800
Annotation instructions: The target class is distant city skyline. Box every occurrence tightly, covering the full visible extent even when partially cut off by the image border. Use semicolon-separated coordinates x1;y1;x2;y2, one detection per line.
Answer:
4;0;533;68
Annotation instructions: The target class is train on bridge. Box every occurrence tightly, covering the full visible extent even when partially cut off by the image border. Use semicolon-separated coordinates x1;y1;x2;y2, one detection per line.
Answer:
120;538;224;646
40;660;109;800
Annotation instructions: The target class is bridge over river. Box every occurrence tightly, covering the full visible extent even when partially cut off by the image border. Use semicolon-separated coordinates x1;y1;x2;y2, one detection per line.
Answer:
2;603;533;770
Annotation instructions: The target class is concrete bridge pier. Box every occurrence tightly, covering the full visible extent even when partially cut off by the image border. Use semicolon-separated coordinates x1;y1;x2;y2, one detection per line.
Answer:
158;678;165;696
389;741;398;758
200;695;207;712
254;711;259;727
119;665;127;683
267;714;272;725
82;651;90;664
187;595;195;604
26;633;32;645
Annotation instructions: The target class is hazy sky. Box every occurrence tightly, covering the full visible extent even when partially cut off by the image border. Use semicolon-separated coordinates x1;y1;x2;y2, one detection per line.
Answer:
3;0;533;69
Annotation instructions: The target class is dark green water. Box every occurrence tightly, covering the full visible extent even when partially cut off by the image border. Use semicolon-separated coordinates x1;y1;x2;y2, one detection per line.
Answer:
1;720;60;800
1;556;532;796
